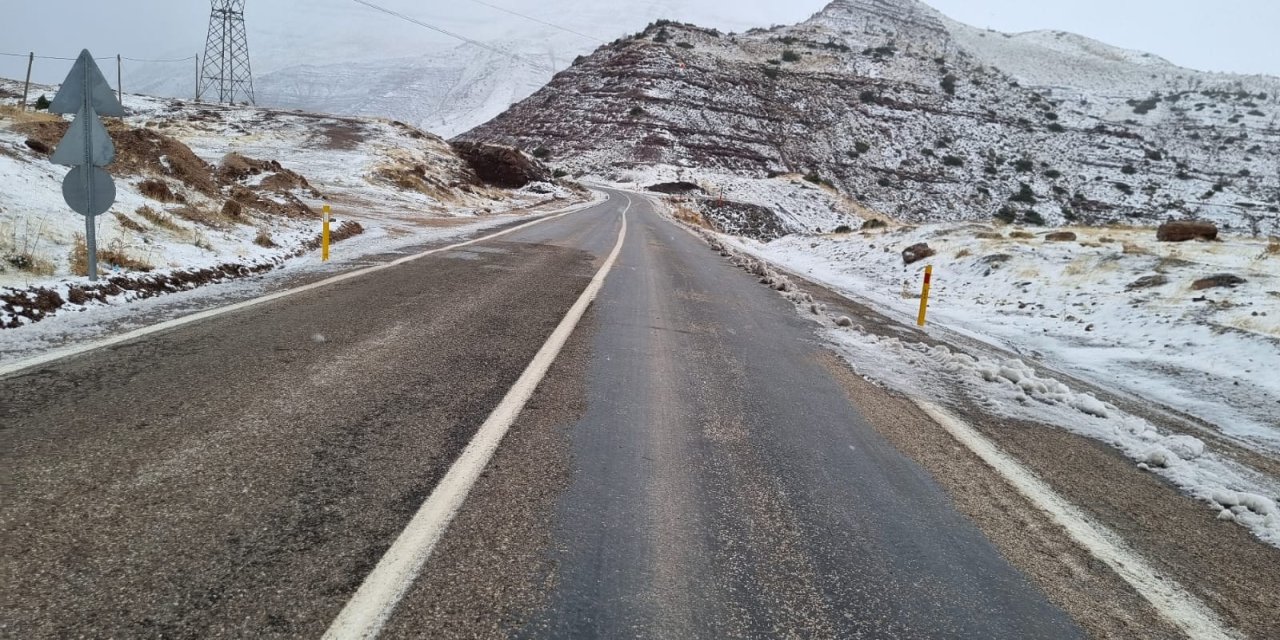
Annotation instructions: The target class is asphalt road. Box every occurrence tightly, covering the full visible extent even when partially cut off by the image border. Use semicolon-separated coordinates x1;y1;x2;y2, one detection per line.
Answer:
1;190;1082;638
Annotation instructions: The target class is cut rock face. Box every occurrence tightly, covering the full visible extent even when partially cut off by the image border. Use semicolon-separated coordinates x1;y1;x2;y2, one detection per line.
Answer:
449;141;549;188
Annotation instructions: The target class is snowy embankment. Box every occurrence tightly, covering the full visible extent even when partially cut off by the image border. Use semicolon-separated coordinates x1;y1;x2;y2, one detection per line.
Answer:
1;77;585;332
734;223;1280;451
675;198;1279;547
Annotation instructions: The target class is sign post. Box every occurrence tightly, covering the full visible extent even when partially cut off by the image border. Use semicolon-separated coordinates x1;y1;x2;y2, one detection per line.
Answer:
49;50;124;281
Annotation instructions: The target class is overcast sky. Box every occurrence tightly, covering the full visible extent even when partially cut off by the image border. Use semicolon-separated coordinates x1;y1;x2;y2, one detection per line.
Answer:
3;1;1277;85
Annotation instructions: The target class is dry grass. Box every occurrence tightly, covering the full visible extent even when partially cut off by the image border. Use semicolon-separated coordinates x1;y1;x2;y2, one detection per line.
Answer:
114;212;146;233
1;216;58;276
0;104;63;125
1122;242;1150;255
4;252;56;276
191;231;214;251
955;248;972;259
254;228;276;248
1264;237;1280;258
671;202;713;230
135;205;182;232
1009;231;1035;240
69;235;153;276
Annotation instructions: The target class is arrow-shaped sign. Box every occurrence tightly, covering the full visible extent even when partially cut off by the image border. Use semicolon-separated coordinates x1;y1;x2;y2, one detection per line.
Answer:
49;50;124;281
50;105;115;167
49;50;123;117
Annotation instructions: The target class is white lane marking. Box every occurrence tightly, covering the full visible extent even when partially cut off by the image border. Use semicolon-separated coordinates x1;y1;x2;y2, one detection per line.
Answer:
0;196;608;379
322;195;632;640
915;401;1239;640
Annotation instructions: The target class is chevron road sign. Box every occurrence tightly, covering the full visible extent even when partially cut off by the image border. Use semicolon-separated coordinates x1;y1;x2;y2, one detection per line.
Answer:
49;50;124;281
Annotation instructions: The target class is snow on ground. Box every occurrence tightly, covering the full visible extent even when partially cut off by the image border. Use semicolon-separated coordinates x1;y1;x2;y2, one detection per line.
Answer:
697;225;1280;547
820;323;1280;547
592;165;865;234
730;223;1280;451
1;77;586;332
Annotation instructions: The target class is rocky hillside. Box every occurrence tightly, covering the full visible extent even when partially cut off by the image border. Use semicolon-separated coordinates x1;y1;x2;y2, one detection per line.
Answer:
460;0;1280;235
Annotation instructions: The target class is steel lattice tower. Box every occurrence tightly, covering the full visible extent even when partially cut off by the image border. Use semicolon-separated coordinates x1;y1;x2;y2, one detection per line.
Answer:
198;0;255;104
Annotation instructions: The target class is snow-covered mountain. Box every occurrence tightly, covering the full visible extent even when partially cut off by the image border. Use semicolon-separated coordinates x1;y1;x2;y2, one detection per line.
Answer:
461;0;1280;233
123;0;819;138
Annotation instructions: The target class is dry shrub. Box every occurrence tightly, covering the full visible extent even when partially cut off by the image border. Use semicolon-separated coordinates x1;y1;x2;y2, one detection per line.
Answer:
1009;231;1034;239
975;231;1003;240
1122;242;1149;255
1264;237;1280;257
955;248;972;259
254;228;276;248
222;199;244;218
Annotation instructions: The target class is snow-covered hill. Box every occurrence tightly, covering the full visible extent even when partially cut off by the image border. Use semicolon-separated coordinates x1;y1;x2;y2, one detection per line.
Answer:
121;0;819;138
461;0;1280;234
0;77;577;328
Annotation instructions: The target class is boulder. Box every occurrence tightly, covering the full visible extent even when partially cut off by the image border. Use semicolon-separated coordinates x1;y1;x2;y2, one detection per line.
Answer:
1126;275;1169;291
901;242;936;265
1191;274;1246;290
1157;220;1218;242
24;138;51;154
1045;231;1077;242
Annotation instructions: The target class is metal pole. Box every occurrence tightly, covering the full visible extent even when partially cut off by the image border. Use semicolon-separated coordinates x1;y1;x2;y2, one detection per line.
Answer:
22;52;34;110
81;61;98;281
116;54;123;104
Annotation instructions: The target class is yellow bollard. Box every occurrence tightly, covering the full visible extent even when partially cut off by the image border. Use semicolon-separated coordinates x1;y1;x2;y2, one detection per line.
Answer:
917;265;933;326
321;204;331;262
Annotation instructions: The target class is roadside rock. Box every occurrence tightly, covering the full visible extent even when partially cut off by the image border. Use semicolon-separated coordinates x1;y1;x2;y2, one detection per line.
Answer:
902;242;936;265
1045;231;1077;242
1126;275;1169;291
450;141;549;188
1158;220;1218;242
1191;274;1246;290
24;138;50;155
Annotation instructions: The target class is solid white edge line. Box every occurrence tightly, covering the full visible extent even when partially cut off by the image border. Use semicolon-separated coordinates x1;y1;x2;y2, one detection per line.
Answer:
914;400;1238;640
0;194;609;379
321;194;631;640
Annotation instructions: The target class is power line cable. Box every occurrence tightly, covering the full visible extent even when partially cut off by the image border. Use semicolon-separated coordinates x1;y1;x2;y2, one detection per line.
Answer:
349;0;553;73
465;0;606;43
1;51;196;63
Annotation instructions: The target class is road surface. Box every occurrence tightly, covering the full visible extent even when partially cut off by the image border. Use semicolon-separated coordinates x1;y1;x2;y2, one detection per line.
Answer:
1;190;1082;638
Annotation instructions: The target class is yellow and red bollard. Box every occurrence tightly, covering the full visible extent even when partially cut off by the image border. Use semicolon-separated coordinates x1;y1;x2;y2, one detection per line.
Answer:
917;265;933;326
321;204;331;262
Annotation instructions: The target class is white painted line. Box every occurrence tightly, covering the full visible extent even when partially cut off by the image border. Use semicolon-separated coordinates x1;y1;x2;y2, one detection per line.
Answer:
915;401;1239;640
322;195;632;640
0;195;608;379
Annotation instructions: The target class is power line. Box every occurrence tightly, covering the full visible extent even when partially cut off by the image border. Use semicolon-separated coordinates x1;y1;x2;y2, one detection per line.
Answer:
349;0;553;73
1;51;196;63
466;0;605;43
